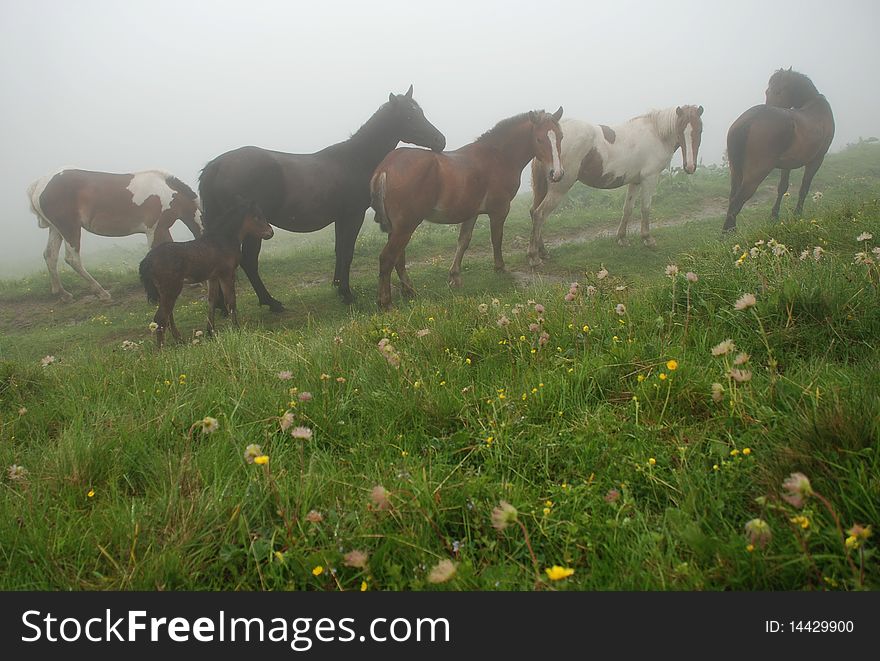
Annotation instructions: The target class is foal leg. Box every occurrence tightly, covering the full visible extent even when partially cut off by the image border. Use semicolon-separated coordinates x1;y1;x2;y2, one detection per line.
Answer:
795;156;825;217
62;227;111;300
615;184;639;246
239;235;283;313
153;286;180;349
43;227;72;301
528;181;571;267
168;313;182;342
219;275;239;327
770;169;791;221
206;278;219;336
448;216;478;288
489;205;511;273
639;175;659;247
378;225;417;310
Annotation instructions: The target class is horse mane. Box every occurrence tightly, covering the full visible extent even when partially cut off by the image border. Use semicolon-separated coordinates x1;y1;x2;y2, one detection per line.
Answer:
769;68;819;97
165;175;197;199
630;108;680;142
476;112;534;142
202;200;255;237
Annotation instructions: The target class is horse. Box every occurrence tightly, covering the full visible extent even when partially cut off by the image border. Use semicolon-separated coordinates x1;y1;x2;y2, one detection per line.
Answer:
722;69;834;232
370;108;565;310
138;198;273;348
198;85;446;311
527;105;704;264
27;168;202;301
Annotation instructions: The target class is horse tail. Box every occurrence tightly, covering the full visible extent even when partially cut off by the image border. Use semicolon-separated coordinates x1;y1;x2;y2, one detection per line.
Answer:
198;158;222;229
531;158;549;209
26;177;50;228
726;119;749;196
371;171;390;233
138;254;160;304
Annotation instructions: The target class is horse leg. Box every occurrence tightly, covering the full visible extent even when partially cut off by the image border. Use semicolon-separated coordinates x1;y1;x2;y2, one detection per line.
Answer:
334;212;365;305
153;286;180;349
395;248;416;298
62;227;111;300
528;182;570;267
615;184;639;247
639;176;659;247
795;156;825;216
239;235;283;312
448;216;478;288
168;313;182;342
378;225;417;310
44;227;72;301
770;169;791;221
722;163;776;232
489;205;510;272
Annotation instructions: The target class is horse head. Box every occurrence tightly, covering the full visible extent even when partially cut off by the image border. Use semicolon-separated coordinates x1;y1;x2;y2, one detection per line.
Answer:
675;105;704;174
765;68;820;109
528;107;564;182
388;85;446;152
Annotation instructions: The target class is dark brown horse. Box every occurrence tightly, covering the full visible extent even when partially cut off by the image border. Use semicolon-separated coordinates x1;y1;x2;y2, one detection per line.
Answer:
199;86;446;311
139;199;273;348
371;108;564;310
723;69;834;232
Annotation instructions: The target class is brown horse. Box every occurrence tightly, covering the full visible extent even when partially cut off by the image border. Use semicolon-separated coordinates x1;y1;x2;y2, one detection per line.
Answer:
28;169;202;301
139;199;273;347
371;108;564;310
722;69;834;232
199;86;446;311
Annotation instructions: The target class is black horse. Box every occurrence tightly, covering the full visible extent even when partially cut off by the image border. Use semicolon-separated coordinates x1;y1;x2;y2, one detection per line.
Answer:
199;86;446;310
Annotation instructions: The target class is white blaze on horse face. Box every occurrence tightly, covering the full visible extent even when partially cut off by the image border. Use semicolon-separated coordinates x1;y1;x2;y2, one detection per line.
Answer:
683;124;695;173
548;130;562;180
127;171;174;211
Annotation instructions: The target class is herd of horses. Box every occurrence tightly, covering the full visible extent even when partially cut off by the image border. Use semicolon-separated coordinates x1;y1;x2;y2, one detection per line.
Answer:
25;70;835;344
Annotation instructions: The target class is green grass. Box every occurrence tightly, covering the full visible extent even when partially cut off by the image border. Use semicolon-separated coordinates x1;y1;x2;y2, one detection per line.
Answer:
1;143;878;590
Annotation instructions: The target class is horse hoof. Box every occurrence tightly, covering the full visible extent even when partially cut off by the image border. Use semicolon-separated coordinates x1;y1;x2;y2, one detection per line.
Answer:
58;291;74;302
642;237;657;248
494;264;506;274
448;276;462;288
265;300;285;313
616;238;629;247
528;259;543;269
98;291;112;301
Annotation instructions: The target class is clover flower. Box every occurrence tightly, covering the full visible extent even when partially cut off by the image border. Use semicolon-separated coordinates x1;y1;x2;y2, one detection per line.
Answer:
244;444;263;464
857;232;873;242
427;559;457;584
40;355;56;367
686;271;698;283
416;328;431;338
298;391;313;402
277;370;293;380
615;303;626;316
711;339;735;356
734;293;757;310
370;485;391;510
665;264;679;277
305;510;324;523
782;472;812;508
729;368;752;383
7;464;28;482
711;383;724;402
733;352;750;366
279;411;295;432
291;426;313;441
200;416;219;434
745;518;772;548
491;500;518;531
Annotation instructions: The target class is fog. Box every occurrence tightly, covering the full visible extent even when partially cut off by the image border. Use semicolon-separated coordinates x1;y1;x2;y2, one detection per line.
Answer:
1;0;878;276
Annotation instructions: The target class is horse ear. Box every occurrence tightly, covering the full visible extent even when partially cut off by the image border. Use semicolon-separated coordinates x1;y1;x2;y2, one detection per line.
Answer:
676;106;683;117
698;105;704;116
528;110;539;124
389;92;396;104
552;106;563;121
405;84;413;98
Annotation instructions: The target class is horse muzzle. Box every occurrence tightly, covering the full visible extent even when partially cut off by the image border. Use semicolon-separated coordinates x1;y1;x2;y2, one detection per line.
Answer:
431;135;447;152
684;164;696;175
549;169;565;183
263;227;275;240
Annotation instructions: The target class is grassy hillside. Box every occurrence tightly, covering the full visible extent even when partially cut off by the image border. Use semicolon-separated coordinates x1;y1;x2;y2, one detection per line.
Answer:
0;142;878;590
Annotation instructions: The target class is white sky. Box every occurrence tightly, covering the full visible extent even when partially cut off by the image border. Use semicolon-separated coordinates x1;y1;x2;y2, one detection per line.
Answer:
1;0;878;271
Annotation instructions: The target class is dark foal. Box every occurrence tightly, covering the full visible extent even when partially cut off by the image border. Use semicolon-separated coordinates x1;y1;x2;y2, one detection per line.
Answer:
139;201;273;347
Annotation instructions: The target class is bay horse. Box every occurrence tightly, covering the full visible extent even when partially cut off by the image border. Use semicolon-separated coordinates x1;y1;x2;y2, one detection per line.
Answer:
27;168;202;301
528;105;703;264
198;86;446;311
371;108;564;310
722;69;834;232
139;198;273;348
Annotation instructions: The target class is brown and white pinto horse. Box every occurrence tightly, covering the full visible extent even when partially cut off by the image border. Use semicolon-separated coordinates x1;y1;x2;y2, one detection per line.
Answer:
27;168;202;301
529;105;703;264
371;108;564;310
722;69;834;232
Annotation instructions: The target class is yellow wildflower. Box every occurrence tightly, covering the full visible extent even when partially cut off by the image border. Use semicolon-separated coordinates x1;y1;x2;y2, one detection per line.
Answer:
254;455;269;465
666;360;678;371
312;565;324;576
544;565;575;581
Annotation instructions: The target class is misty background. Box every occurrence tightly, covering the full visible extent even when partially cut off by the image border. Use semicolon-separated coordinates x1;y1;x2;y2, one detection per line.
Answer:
1;0;878;277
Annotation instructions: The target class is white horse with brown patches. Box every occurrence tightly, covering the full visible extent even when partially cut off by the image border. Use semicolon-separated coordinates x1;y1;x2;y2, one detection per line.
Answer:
27;168;202;301
529;105;703;265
